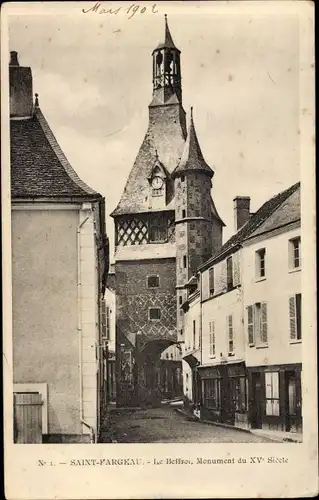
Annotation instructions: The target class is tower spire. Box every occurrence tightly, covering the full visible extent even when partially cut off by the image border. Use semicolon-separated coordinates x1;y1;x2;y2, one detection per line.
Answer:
164;14;177;49
172;107;214;178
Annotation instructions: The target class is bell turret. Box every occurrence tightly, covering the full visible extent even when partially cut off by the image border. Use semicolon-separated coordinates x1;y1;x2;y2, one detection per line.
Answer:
152;15;182;104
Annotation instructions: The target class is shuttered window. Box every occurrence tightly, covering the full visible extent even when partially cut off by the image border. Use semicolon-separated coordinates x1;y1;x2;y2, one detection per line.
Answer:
261;303;268;343
209;267;215;296
228;314;234;354
100;298;109;340
209;321;216;357
226;257;233;290
247;303;268;345
289;293;302;340
247;305;254;345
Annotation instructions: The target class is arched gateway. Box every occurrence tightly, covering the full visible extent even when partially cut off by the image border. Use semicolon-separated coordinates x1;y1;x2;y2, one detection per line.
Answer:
111;16;223;407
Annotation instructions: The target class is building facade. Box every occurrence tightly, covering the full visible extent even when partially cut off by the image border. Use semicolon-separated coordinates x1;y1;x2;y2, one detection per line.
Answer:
242;185;302;433
182;182;302;437
111;16;223;407
10;51;109;443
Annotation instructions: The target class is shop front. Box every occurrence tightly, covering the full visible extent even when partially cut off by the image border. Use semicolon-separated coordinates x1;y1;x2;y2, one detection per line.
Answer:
247;364;302;433
199;362;248;428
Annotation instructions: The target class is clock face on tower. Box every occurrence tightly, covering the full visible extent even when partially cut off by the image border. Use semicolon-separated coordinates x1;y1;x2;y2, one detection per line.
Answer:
151;176;163;189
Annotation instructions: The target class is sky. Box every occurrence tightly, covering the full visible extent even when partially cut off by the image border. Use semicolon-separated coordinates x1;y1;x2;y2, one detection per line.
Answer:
8;2;301;259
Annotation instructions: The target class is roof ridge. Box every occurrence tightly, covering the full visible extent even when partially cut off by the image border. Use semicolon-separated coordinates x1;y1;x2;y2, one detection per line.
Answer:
34;108;99;197
200;181;300;268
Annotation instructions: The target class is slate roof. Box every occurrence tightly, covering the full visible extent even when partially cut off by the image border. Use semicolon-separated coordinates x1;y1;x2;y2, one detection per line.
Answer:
199;181;300;270
110;108;186;216
172;108;214;179
152;15;180;54
11;107;100;200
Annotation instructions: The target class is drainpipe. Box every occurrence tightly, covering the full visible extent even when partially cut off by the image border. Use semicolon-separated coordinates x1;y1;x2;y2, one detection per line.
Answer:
77;214;96;443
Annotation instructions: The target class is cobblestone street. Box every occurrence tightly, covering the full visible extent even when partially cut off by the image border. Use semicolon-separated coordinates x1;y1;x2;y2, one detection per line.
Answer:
104;404;273;443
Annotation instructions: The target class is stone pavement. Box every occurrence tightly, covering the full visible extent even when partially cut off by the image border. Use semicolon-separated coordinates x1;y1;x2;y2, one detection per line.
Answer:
100;404;274;443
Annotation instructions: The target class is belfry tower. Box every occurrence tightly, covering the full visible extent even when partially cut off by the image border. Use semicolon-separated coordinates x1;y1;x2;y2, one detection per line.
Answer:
111;16;223;407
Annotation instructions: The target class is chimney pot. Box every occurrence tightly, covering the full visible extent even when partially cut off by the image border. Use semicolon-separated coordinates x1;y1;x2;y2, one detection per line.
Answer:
233;196;251;232
10;51;19;66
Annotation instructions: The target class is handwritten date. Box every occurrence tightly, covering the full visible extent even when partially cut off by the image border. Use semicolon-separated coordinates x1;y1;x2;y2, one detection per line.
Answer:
82;2;159;19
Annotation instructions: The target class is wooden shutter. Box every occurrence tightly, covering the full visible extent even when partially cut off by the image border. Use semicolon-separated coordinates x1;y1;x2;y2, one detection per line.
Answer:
209;268;214;296
261;302;268;343
296;293;302;339
247;305;254;344
209;321;215;356
228;314;234;353
289;296;297;340
101;298;108;339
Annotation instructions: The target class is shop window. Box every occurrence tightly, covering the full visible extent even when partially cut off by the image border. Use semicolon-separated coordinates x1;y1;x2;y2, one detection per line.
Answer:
203;378;221;410
209;321;216;357
289;237;301;269
147;275;160;288
265;371;280;416
256;248;266;279
289;293;302;340
231;377;247;411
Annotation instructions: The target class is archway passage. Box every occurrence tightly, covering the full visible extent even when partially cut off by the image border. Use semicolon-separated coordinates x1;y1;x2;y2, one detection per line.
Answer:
137;339;182;408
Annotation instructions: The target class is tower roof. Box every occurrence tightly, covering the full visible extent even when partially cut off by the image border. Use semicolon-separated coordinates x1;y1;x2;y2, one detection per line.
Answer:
152;14;180;53
172;108;214;179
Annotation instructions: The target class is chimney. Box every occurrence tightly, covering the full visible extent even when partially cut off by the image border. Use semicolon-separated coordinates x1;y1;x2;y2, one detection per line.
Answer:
233;196;251;232
9;51;33;118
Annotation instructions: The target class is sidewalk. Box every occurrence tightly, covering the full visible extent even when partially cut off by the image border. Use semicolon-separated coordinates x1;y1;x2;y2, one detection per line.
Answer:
174;407;302;443
250;429;302;443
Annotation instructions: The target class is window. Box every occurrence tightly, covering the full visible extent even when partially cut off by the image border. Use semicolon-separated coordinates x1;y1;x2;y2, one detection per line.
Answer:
209;321;216;357
209;267;215;296
265;371;280;416
182;209;186;218
256;248;266;279
193;320;196;349
289;293;302;340
228;314;234;354
247;302;268;345
231;377;247;411
203;378;221;410
179;296;183;305
149;308;161;320
149;215;167;242
289;237;301;269
147;275;159;288
181;175;185;183
226;256;233;290
183;255;187;268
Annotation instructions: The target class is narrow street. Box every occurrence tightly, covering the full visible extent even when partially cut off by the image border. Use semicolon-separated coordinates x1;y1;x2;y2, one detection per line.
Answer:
104;404;272;443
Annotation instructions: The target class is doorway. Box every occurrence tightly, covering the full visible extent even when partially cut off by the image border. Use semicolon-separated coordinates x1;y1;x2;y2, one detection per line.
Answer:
251;373;263;429
285;371;297;432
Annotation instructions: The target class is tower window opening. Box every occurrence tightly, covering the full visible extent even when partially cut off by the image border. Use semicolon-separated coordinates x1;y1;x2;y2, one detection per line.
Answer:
147;275;160;288
181;175;185;182
149;308;161;321
183;255;187;268
182;209;186;218
149;215;167;242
